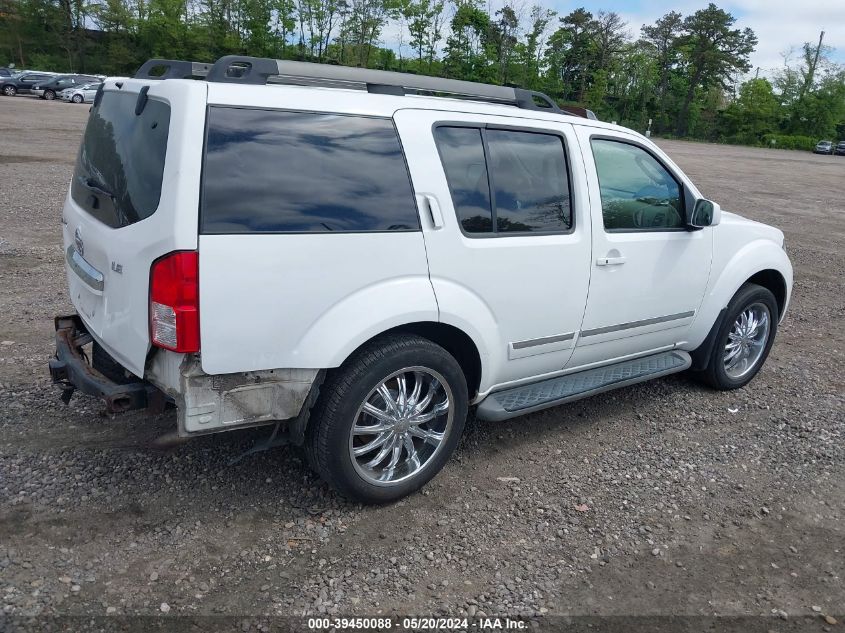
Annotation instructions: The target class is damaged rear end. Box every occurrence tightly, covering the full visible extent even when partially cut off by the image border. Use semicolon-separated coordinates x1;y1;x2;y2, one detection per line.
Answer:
51;74;318;437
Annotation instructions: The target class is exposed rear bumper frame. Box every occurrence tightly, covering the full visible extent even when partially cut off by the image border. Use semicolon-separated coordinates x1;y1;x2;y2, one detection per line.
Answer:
49;314;156;413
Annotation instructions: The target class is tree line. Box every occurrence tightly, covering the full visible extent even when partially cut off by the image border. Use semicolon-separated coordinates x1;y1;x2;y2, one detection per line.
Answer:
2;0;844;145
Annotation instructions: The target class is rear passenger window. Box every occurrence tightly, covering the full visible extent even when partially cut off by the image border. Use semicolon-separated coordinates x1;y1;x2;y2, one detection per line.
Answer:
435;125;572;235
202;108;419;233
486;130;571;233
433;127;493;232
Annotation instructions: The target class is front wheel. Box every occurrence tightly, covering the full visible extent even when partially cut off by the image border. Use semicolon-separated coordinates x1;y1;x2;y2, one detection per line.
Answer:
71;94;83;103
306;334;468;503
2;85;16;96
693;283;778;390
44;89;56;100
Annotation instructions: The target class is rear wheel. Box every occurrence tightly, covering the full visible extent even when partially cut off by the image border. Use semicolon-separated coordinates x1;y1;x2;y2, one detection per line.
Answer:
2;85;16;96
306;334;468;503
693;283;778;390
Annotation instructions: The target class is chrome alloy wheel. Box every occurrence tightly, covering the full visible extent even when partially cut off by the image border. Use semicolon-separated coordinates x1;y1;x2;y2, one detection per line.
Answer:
724;302;771;379
349;367;453;486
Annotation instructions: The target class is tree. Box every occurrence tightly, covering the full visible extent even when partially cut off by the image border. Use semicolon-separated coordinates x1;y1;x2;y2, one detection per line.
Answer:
544;8;597;102
674;3;756;135
641;11;682;131
443;0;490;81
488;3;520;84
518;5;555;89
722;77;779;142
407;0;443;68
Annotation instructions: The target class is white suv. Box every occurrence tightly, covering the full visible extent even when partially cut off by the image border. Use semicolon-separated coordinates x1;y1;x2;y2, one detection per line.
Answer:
50;56;793;503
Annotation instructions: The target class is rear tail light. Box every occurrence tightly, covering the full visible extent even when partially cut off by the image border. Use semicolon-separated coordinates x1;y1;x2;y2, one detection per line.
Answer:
149;251;199;352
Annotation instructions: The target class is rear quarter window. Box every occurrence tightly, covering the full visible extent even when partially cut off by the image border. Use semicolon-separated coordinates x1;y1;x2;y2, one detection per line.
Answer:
201;107;419;234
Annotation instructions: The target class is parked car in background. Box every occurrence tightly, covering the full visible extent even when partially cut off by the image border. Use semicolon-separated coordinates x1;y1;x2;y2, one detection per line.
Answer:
1;71;56;96
63;83;100;104
834;141;845;156
814;140;834;154
32;74;101;100
0;67;14;78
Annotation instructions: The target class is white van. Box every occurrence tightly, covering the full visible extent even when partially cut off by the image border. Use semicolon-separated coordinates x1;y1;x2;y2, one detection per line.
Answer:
50;56;793;503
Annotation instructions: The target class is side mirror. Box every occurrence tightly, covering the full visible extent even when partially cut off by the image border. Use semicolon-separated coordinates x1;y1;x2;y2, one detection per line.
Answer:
687;198;720;229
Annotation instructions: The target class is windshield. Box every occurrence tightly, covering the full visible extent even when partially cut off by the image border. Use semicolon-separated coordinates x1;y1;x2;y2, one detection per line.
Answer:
71;90;171;228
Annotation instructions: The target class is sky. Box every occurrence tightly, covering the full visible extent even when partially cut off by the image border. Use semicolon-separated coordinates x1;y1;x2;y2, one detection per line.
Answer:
541;0;845;74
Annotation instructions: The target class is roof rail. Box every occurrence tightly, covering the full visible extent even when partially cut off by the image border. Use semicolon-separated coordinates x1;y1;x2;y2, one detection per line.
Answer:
135;59;212;80
204;55;563;113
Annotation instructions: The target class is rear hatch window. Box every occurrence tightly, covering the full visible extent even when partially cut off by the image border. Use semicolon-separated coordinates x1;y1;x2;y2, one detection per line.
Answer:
71;90;170;228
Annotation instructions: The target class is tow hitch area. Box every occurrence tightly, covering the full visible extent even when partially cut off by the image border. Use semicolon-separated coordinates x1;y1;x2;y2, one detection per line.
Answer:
49;315;156;413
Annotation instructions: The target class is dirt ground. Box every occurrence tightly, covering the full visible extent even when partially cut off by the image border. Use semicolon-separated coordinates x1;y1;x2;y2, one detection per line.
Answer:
0;97;843;632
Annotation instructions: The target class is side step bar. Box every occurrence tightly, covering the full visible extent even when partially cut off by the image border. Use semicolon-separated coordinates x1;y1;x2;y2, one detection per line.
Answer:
476;350;691;422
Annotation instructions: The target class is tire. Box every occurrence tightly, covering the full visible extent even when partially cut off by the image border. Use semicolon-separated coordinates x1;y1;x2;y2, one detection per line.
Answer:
693;282;778;390
71;94;83;104
305;334;468;504
2;85;16;96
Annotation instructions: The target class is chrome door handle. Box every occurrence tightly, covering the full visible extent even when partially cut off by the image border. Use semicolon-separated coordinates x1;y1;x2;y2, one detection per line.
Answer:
596;256;626;266
421;194;444;229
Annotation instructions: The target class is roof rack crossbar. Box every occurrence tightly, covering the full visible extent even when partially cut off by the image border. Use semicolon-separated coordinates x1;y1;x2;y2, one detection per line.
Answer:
204;55;563;113
135;59;212;80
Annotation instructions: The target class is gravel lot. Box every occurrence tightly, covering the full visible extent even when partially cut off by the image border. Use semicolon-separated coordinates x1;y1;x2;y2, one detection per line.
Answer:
1;97;843;630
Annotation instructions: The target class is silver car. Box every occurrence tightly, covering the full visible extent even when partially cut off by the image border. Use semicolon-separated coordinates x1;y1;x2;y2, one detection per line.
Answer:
64;83;100;104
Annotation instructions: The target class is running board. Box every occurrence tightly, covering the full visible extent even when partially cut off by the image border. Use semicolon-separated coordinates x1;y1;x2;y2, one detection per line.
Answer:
476;350;691;422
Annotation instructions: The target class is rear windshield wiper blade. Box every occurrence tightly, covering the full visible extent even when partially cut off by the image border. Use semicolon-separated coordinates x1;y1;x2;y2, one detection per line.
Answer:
78;177;115;200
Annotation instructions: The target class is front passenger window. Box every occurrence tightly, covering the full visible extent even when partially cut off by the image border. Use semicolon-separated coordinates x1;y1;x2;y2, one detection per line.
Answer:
591;139;684;231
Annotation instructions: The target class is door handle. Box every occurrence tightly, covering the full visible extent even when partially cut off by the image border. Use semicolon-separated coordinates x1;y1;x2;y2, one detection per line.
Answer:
596;256;626;266
422;194;444;229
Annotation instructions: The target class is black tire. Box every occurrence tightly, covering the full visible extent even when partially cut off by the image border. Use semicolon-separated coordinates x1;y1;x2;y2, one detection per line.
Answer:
2;85;16;96
693;282;778;390
44;89;56;100
72;94;83;104
305;334;468;504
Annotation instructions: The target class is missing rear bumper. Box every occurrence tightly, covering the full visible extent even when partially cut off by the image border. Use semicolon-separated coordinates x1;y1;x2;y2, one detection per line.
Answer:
49;315;158;413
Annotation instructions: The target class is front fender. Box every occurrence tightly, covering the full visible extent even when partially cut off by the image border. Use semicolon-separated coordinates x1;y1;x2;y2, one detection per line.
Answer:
687;238;792;350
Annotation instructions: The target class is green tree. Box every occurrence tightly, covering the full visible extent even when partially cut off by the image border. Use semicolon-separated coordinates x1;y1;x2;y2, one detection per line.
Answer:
722;78;779;142
674;3;756;135
641;11;682;132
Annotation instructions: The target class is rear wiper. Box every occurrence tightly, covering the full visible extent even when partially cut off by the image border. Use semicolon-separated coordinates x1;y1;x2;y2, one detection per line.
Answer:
78;177;115;200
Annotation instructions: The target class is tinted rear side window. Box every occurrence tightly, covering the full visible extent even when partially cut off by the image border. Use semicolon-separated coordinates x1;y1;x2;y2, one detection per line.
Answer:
201;108;419;233
434;127;493;233
486;129;571;233
72;91;170;228
435;125;572;235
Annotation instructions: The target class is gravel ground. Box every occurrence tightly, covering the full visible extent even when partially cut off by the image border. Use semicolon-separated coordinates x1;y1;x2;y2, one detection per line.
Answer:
0;97;843;631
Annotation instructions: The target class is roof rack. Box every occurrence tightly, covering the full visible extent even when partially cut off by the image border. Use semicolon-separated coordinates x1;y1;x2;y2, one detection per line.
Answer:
206;55;563;113
133;55;576;115
135;59;212;80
